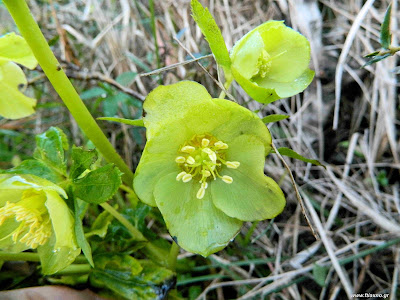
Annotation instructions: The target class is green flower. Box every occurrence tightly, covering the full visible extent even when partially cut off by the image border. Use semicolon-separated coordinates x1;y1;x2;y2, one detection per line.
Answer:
0;33;38;119
0;174;80;274
133;81;285;256
230;21;315;104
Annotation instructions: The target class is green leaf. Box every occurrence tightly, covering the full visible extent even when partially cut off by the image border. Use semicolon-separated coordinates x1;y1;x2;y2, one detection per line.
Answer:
261;114;289;123
116;71;137;87
4;159;64;183
80;87;107;100
362;53;392;67
312;263;328;287
97;117;144;127
275;147;324;168
73;164;122;204
364;51;380;58
0;62;36;119
190;0;231;75
0;33;37;69
90;254;175;300
74;197;94;267
33;127;69;175
85;209;114;239
380;4;392;49
70;146;98;179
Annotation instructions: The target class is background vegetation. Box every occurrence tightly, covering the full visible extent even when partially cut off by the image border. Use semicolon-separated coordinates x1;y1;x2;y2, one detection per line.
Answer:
1;0;399;299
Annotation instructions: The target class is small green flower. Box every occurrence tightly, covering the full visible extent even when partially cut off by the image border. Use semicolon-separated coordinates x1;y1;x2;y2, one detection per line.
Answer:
133;81;285;256
230;21;315;104
0;174;80;274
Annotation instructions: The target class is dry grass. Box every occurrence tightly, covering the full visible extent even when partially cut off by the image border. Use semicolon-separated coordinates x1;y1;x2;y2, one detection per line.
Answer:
1;0;400;299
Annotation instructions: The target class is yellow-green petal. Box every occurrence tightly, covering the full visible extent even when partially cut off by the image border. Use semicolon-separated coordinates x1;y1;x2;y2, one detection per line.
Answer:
154;173;242;256
211;135;285;221
0;62;36;119
0;33;38;69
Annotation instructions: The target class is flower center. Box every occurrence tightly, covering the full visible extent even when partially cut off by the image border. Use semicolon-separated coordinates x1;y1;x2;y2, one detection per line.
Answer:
0;201;52;249
252;49;288;79
175;134;240;199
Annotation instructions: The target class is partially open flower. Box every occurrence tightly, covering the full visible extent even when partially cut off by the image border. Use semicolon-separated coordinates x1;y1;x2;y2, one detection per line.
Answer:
230;21;314;104
133;81;285;256
0;174;80;274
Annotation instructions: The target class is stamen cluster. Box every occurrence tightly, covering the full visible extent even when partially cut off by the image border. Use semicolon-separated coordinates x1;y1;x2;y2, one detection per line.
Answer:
0;201;52;249
175;134;240;199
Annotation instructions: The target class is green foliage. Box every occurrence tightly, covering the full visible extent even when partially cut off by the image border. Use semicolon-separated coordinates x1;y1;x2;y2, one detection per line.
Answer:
190;0;232;78
72;164;122;204
70;146;98;179
380;4;392;49
275;147;324;167
90;254;175;300
312;263;328;287
262;114;289;123
74;197;94;267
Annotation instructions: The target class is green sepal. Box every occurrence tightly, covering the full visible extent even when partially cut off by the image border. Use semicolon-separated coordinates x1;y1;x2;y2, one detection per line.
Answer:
72;164;122;204
275;147;325;168
90;254;175;300
33;127;69;176
70;146;98;180
380;4;392;49
97;117;144;127
262;114;289;123
73;197;94;267
190;0;231;76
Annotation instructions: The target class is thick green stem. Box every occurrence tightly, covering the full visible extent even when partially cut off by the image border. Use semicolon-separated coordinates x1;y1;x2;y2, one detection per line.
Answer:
4;0;133;185
0;252;88;264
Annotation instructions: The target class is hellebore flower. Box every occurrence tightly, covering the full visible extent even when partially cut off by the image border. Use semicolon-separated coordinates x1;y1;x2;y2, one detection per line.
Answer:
0;174;80;274
133;81;285;256
230;21;315;104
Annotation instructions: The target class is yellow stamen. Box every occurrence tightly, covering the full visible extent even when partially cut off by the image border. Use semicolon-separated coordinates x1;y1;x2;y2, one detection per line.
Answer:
176;171;187;181
182;173;193;183
226;161;240;169
221;175;233;184
175;156;186;163
186;156;196;165
181;146;195;153
196;187;206;199
201;138;210;147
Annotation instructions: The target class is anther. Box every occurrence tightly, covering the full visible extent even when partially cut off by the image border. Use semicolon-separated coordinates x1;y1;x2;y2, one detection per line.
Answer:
176;171;187;181
201;138;210;147
226;161;240;169
182;174;193;183
201;182;208;189
221;175;233;184
196;187;206;199
186;156;196;165
181;146;195;153
214;141;228;149
175;156;186;163
202;170;211;177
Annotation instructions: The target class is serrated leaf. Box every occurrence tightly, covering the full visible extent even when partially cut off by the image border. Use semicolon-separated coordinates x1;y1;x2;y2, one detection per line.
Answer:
4;159;64;183
262;114;289;123
191;0;231;75
362;53;392;67
97;117;144;127
312;263;328;287
70;146;98;179
0;62;36;119
33;127;69;175
90;255;175;300
0;33;37;69
275;147;325;168
380;4;392;49
74;197;94;267
73;164;122;204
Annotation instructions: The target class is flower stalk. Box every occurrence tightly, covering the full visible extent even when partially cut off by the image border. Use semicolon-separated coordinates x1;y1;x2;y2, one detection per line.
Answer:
3;0;133;186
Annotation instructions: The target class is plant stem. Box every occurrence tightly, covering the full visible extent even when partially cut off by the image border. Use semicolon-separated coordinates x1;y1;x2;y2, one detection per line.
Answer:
3;0;133;186
0;252;88;264
218;77;233;99
167;242;180;271
53;264;91;275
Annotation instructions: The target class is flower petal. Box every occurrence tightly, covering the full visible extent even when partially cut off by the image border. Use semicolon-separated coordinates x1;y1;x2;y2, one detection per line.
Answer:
255;69;315;99
211;135;285;221
0;62;36;119
154;173;242;256
258;21;311;82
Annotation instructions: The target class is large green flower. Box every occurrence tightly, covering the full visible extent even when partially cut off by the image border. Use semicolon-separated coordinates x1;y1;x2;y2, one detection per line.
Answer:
230;21;315;104
0;174;80;274
133;81;285;256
